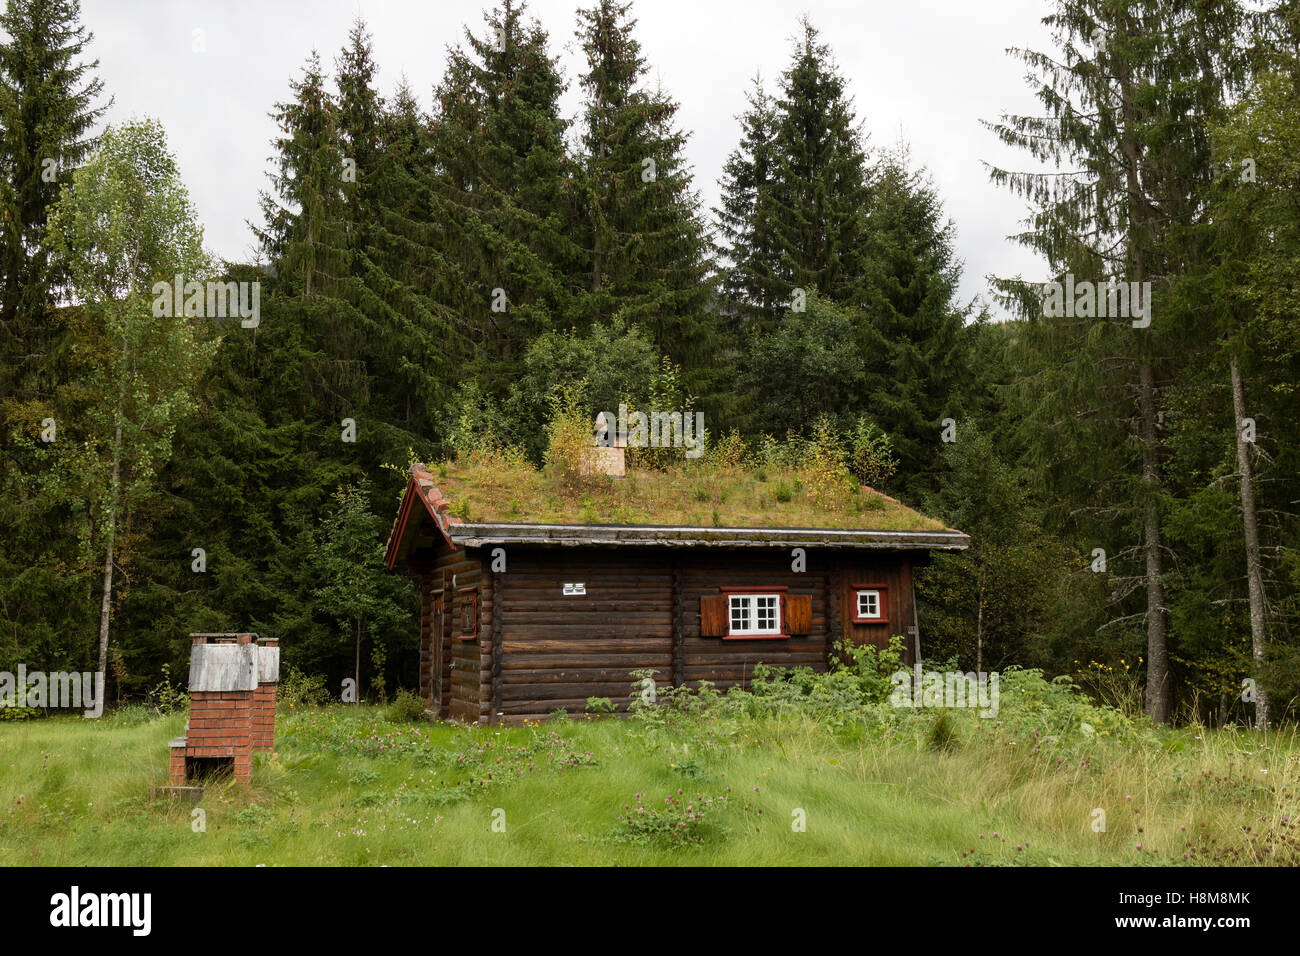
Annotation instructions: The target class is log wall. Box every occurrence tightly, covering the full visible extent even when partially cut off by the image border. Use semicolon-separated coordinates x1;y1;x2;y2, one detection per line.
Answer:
415;546;486;723
480;546;920;721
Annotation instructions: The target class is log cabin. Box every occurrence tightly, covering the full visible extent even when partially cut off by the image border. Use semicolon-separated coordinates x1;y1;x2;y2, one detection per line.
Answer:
384;456;969;724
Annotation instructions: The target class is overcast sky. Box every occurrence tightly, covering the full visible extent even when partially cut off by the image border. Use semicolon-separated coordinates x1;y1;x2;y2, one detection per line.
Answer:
85;0;1057;316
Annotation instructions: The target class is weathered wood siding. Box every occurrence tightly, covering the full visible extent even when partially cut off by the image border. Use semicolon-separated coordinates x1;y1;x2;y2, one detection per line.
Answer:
417;546;486;722
418;574;436;707
833;555;916;658
494;549;673;717
679;549;830;692
418;543;920;722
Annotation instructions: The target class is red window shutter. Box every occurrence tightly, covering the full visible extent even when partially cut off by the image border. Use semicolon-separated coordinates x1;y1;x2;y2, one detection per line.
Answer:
700;594;728;636
785;594;812;635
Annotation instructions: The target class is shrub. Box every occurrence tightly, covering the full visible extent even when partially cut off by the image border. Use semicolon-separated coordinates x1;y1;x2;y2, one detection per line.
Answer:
145;664;189;715
611;790;727;847
545;380;599;492
710;429;748;469
802;415;855;509
585;696;615;715
387;688;427;722
278;665;329;710
848;416;898;488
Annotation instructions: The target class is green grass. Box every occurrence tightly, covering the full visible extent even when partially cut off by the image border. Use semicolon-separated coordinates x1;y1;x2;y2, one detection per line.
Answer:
429;456;947;531
1;701;1296;866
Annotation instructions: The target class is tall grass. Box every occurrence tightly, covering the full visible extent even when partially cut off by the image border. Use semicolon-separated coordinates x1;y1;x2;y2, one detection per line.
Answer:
0;679;1295;865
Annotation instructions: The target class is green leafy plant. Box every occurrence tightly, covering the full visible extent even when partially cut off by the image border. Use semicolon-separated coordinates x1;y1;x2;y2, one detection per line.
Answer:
145;664;189;715
387;688;427;722
611;789;727;847
278;665;329;710
848;416;898;488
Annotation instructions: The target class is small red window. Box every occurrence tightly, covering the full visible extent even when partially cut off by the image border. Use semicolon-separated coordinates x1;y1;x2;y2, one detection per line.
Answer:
851;585;888;625
456;587;478;640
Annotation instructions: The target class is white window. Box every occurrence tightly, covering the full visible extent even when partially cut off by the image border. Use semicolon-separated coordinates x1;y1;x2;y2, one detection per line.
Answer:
728;593;781;636
856;590;882;620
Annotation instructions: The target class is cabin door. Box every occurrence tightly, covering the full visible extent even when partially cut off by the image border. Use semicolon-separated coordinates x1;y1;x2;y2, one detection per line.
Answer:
431;593;446;716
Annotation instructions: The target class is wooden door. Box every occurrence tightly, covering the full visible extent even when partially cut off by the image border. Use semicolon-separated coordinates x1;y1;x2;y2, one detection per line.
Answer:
431;593;445;715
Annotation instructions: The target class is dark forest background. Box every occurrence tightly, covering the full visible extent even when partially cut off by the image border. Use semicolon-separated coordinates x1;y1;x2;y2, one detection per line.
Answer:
2;0;1299;726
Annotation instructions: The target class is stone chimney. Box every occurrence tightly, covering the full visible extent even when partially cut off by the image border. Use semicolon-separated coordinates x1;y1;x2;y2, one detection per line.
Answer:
581;411;626;478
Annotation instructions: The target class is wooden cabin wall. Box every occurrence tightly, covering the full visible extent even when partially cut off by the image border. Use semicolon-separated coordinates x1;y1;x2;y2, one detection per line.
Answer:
491;549;674;719
828;554;919;662
414;546;487;722
679;549;831;692
483;546;920;721
422;544;923;723
418;574;436;707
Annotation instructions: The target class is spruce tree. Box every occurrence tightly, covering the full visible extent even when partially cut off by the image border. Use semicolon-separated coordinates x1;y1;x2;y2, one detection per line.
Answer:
762;17;873;313
335;18;384;246
0;0;108;389
713;74;781;328
424;0;582;393
858;149;967;496
572;0;713;367
986;0;1248;722
255;51;349;300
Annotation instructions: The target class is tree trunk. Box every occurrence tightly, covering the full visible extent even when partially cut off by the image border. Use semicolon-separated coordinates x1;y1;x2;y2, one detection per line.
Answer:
96;315;131;688
96;421;123;684
1230;354;1269;730
1117;34;1170;724
1139;359;1170;723
975;570;984;676
354;618;362;705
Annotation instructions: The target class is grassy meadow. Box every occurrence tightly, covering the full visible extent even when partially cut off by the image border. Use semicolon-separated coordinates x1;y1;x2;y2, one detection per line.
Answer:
1;667;1297;866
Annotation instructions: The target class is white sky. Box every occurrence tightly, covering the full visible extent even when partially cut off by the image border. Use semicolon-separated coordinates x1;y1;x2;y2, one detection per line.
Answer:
86;0;1056;316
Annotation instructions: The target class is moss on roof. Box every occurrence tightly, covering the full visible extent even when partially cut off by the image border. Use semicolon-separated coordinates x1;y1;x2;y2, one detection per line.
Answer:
427;456;950;532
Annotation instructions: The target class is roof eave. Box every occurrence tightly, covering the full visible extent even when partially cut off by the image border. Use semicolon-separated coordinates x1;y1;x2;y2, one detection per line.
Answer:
448;522;970;551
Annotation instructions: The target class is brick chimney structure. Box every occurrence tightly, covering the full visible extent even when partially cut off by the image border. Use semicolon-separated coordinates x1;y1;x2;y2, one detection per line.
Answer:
581;411;626;478
168;633;275;786
253;637;279;752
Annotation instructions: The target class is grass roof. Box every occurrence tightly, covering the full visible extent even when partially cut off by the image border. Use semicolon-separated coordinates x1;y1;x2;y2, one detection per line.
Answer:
428;455;950;533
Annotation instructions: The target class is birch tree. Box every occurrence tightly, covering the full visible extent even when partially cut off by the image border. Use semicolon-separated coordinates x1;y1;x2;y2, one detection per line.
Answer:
43;118;214;687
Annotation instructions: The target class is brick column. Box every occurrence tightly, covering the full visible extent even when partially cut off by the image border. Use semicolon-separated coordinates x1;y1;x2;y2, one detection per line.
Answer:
230;633;255;783
169;738;187;785
253;637;279;752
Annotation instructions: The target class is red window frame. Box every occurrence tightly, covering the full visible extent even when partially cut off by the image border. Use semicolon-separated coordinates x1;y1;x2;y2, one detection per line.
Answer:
456;586;478;640
851;584;888;625
720;586;790;640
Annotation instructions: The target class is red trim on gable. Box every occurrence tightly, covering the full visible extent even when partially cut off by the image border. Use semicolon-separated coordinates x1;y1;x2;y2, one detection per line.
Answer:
384;472;459;570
